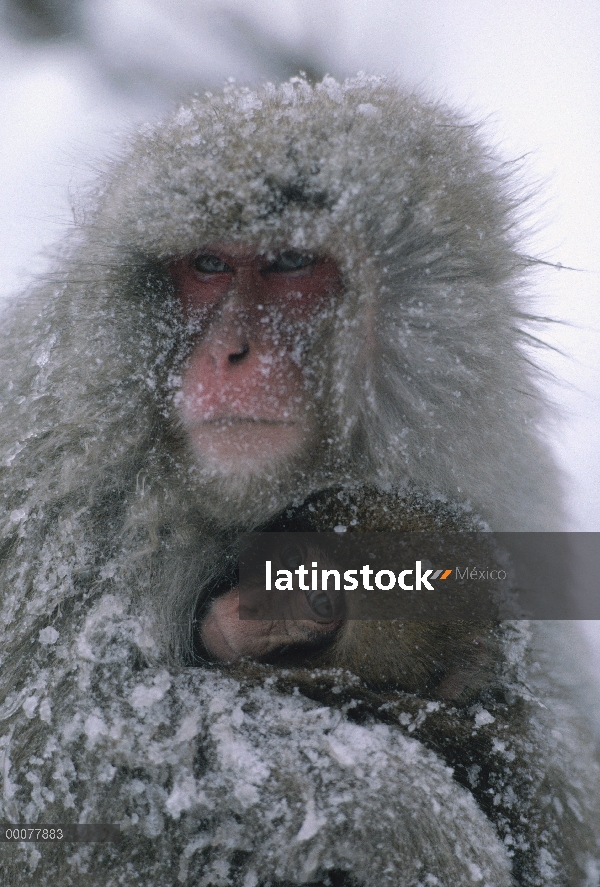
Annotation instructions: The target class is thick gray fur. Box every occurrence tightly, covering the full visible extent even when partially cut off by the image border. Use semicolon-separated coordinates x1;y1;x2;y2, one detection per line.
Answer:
0;76;598;886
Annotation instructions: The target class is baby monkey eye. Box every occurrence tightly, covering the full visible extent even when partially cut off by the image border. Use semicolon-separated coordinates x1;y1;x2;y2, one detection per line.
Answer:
193;254;232;273
306;589;335;620
269;251;315;273
279;544;306;571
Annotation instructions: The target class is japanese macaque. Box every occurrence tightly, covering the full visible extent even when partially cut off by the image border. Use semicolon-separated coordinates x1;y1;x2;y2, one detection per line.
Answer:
197;485;503;703
0;77;598;887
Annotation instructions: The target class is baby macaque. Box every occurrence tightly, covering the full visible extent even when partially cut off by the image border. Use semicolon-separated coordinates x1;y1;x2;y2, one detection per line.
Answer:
196;485;502;702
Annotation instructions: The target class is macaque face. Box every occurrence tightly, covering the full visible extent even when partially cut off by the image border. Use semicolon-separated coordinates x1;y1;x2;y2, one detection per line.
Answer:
200;585;343;664
170;244;343;474
200;540;345;664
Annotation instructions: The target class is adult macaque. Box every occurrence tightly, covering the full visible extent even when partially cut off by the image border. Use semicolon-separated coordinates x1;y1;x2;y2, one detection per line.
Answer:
0;77;599;886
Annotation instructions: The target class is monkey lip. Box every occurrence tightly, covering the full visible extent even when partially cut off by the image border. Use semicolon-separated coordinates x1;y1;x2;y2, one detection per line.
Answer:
185;416;310;469
195;417;299;427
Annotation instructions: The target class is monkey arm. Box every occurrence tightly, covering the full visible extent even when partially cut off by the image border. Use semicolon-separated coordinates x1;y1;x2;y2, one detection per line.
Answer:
252;661;600;887
0;616;513;887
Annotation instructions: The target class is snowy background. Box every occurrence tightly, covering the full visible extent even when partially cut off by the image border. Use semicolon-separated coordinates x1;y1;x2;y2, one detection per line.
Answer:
0;0;598;664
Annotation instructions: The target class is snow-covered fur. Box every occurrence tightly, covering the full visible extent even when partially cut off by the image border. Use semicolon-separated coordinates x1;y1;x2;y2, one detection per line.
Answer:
0;76;598;886
99;75;561;533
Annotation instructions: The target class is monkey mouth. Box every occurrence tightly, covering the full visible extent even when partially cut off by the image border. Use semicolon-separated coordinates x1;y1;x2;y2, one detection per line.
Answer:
185;416;311;472
192;417;300;428
185;413;313;442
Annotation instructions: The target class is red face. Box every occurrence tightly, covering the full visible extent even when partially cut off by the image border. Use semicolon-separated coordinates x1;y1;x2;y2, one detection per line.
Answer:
170;243;343;474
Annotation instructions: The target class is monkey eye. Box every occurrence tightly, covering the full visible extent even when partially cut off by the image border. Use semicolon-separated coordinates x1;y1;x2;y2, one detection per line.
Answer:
279;543;306;571
306;590;334;620
268;251;315;273
193;254;232;274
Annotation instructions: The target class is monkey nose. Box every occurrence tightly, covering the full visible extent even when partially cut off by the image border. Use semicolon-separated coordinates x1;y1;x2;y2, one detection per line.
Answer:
228;343;250;364
202;320;252;371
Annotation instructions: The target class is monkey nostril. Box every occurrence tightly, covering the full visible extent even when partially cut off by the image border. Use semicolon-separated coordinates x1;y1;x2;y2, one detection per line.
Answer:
228;344;249;364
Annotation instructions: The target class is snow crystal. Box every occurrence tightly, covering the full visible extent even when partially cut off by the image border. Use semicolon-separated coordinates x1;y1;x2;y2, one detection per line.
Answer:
474;709;495;728
295;796;327;842
84;714;108;745
326;735;357;768
38;626;59;645
173;712;201;744
166;777;208;819
237;92;263;114
38;698;52;723
357;103;380;117
466;861;484;881
129;670;172;709
22;696;38;718
174;107;194;127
